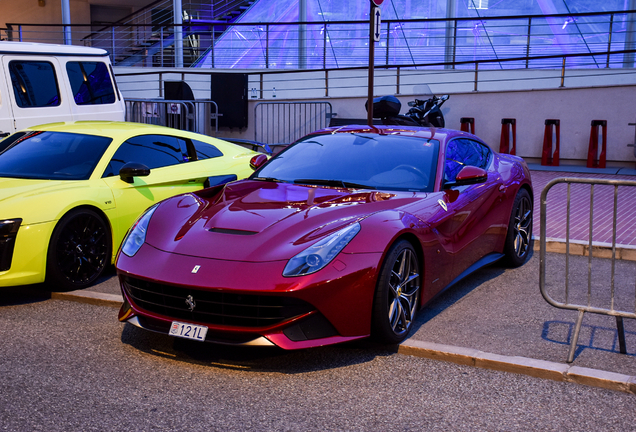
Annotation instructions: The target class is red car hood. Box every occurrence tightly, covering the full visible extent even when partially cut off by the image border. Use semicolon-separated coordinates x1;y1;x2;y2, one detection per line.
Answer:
145;180;425;261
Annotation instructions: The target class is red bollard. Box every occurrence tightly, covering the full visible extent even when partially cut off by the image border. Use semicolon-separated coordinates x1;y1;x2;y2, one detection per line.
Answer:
587;120;607;168
541;119;560;166
460;117;474;134
499;118;516;155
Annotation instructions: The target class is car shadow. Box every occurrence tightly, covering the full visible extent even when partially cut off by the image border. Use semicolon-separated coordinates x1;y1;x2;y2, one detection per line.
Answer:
1;265;118;306
120;323;397;374
408;253;533;335
0;284;51;306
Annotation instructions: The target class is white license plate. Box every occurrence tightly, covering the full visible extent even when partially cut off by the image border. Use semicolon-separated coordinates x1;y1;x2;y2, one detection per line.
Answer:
169;321;208;341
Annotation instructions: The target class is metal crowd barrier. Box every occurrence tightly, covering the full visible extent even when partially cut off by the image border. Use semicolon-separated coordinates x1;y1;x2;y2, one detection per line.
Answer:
539;177;636;363
254;101;333;149
124;98;220;136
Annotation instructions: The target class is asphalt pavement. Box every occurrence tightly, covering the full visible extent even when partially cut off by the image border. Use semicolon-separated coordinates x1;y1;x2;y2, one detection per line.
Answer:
1;292;635;431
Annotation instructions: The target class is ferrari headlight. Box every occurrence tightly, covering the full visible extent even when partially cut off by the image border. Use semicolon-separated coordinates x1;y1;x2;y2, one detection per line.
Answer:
121;204;159;257
283;222;360;277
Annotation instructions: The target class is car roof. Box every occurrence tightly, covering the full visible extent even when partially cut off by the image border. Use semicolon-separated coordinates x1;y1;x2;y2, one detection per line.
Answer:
310;124;474;142
24;121;190;137
0;41;108;57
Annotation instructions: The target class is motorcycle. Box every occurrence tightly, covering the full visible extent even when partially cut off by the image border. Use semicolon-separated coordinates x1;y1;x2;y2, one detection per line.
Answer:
366;94;449;128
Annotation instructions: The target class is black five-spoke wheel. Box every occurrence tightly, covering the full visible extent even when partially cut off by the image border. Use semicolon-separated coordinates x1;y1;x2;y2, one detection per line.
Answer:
47;208;111;291
372;240;421;344
504;188;533;267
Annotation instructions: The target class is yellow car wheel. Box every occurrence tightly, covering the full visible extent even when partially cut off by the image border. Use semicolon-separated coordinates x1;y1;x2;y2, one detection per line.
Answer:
46;208;112;291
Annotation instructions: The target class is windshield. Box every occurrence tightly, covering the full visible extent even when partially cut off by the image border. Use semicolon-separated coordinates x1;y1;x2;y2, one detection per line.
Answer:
253;133;439;192
0;131;112;180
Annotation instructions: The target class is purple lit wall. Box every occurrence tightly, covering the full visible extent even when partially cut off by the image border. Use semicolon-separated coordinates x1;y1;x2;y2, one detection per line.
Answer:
192;0;632;69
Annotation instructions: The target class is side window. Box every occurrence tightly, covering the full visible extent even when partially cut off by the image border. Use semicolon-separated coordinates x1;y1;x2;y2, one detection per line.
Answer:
9;61;60;108
444;139;491;183
444;140;465;183
103;135;185;177
458;139;491;169
192;139;223;160
66;62;116;105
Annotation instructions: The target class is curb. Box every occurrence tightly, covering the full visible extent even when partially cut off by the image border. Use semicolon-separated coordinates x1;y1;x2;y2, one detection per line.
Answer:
533;237;636;261
398;339;636;395
51;290;123;308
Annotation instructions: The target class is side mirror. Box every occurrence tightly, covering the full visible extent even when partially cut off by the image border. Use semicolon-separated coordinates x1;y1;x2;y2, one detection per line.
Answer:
455;165;487;184
119;162;150;184
250;154;268;170
445;166;487;189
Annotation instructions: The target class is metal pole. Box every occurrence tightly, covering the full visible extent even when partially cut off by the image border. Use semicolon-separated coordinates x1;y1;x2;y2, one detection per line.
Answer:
444;0;456;69
299;0;307;69
526;17;532;68
560;57;566;87
607;14;614;68
61;0;72;45
624;1;636;67
323;25;327;69
174;0;184;68
266;25;270;69
367;1;375;126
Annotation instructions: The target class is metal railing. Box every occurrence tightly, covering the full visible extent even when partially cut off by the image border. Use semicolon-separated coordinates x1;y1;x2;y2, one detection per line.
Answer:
6;9;636;70
124;98;219;135
539;177;636;363
254;101;333;146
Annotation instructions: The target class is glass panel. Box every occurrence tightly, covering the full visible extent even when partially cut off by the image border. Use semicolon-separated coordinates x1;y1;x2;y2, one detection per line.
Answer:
66;61;116;105
256;133;439;192
197;0;628;70
9;61;60;108
104;134;184;177
0;131;111;180
192;139;223;160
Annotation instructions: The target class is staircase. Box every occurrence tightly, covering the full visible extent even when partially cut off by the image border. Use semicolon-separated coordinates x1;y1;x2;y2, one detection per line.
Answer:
83;0;256;67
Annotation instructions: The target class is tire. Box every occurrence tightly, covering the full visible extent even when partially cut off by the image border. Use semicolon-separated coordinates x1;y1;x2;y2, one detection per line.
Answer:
503;188;533;267
371;240;421;344
46;208;111;291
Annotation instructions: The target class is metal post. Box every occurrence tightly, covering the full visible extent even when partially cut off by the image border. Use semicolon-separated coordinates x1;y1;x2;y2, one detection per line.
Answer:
386;21;390;66
560;57;566;87
567;310;585;363
367;1;375;126
452;19;457;68
444;0;456;68
323;25;327;69
111;27;116;63
174;0;183;68
61;0;72;45
266;25;270;69
160;27;164;67
211;25;215;68
299;0;307;69
474;63;478;92
526;17;532;68
607;14;614;68
624;0;636;67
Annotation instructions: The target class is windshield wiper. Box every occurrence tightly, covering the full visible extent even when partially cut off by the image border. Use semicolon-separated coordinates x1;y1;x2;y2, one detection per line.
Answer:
253;176;286;183
293;179;375;190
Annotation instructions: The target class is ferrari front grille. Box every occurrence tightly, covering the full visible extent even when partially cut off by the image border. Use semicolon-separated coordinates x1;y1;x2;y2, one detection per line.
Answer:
122;276;314;328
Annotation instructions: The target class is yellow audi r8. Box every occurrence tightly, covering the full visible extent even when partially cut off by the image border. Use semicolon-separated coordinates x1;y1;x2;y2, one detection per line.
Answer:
0;121;258;290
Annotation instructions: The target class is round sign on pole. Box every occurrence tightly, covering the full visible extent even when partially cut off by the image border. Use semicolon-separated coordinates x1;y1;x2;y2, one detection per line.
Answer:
371;0;384;6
